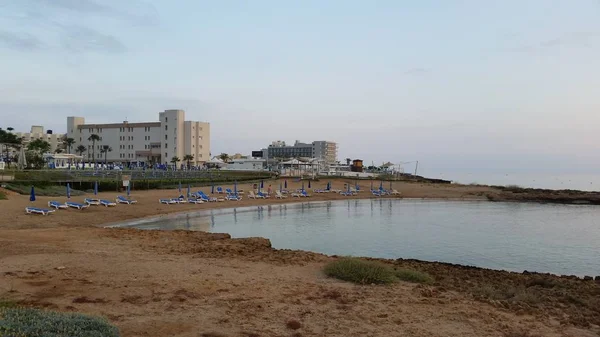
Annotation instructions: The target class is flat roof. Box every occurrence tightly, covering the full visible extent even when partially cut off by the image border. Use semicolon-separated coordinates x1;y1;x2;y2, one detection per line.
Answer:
78;122;161;129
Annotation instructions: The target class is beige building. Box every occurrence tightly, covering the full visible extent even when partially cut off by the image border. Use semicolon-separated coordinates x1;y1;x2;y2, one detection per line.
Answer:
67;110;210;166
14;126;65;153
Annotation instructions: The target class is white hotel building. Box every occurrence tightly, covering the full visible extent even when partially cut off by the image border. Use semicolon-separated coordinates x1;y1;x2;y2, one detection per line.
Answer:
67;109;210;166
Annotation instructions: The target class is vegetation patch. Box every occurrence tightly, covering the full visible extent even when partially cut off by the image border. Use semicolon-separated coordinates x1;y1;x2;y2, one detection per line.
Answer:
394;268;434;284
324;258;433;285
0;190;6;200
4;184;85;197
0;306;120;337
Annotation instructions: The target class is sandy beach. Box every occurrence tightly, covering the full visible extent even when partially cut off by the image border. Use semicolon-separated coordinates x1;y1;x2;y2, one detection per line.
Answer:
1;179;599;337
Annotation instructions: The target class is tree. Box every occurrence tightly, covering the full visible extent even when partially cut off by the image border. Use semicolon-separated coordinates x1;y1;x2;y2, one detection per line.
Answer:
0;128;21;168
345;158;351;166
170;156;180;169
7;127;14;132
27;139;51;169
217;153;230;163
182;154;194;169
88;134;100;165
100;145;112;165
64;137;75;154
76;145;87;156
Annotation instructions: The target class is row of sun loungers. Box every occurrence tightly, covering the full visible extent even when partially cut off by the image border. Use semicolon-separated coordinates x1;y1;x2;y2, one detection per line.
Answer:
27;195;136;215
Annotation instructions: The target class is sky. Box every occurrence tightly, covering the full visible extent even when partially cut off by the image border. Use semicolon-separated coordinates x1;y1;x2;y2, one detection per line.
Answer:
1;0;599;178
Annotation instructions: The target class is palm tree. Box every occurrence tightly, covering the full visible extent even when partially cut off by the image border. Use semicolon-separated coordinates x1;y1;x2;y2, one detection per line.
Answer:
100;145;112;165
346;158;351;166
182;154;194;169
6;127;14;132
88;134;100;165
217;153;230;163
76;145;86;156
170;156;180;169
64;138;75;154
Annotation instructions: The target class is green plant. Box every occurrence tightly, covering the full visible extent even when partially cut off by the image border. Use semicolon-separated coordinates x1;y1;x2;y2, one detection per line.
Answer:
324;258;398;285
0;307;120;337
0;190;6;200
76;145;86;156
394;268;434;284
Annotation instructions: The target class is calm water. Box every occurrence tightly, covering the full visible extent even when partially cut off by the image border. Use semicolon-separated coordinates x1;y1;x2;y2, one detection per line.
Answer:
115;199;600;276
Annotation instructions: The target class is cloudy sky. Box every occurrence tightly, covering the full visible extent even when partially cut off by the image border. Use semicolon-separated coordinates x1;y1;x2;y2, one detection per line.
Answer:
1;0;599;176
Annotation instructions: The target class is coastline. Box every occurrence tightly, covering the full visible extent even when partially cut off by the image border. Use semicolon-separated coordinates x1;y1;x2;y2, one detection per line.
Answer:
2;179;600;336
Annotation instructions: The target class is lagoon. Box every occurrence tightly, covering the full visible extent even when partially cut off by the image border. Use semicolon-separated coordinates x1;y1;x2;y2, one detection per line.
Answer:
117;199;600;276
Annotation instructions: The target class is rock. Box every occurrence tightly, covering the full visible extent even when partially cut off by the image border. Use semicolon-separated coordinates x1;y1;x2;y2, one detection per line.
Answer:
522;270;531;275
595;276;600;281
583;276;593;281
55;266;66;270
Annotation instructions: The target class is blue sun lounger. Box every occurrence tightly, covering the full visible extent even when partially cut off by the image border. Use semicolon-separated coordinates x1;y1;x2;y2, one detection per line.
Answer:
216;187;224;194
116;196;137;204
100;199;116;207
84;198;101;206
66;201;89;210
226;194;242;201
159;198;178;204
188;198;204;204
25;207;55;215
48;201;67;209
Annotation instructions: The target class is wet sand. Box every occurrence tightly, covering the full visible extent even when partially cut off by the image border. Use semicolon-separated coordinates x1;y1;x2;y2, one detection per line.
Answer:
1;179;599;337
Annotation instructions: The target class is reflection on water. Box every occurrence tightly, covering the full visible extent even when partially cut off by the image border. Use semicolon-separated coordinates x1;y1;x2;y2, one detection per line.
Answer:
123;199;600;276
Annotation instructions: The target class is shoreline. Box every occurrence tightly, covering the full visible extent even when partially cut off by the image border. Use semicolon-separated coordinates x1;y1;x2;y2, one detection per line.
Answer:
2;179;600;336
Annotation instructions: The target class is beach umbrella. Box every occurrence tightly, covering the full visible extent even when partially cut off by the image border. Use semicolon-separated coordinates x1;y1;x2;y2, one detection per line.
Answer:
178;181;182;193
187;184;191;198
279;183;282;192
261;180;264;188
302;181;305;192
308;180;311;188
370;180;373;190
258;182;261;193
127;184;131;196
29;186;36;202
94;181;98;196
211;183;214;194
379;181;383;191
347;182;350;193
356;182;360;190
284;180;287;189
234;181;237;194
66;183;71;199
390;181;392;190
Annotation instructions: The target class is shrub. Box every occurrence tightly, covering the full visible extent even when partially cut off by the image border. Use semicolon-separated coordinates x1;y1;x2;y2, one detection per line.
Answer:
0;307;120;337
394;268;434;284
324;258;398;285
0;190;6;200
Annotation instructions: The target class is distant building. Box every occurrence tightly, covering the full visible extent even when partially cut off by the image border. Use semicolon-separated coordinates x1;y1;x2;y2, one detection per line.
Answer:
261;140;338;164
226;158;266;171
13;126;65;153
67;109;210;165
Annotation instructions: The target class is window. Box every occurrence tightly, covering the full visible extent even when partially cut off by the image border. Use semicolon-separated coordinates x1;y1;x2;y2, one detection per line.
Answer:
165;125;168;131
199;145;202;149
165;135;167;140
165;152;167;158
165;117;168;123
165;143;168;148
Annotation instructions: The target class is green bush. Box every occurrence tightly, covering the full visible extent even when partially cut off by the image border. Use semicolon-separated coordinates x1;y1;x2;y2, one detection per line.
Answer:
0;307;120;337
324;258;399;285
0;190;6;200
394;268;434;284
324;258;434;285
